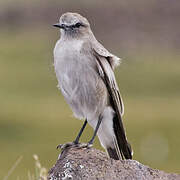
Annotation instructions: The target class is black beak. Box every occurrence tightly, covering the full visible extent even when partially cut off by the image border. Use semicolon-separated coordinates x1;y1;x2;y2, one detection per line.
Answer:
53;23;64;29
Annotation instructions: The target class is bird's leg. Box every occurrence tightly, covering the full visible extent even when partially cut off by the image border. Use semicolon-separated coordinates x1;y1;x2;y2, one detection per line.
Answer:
79;115;103;148
57;119;88;150
87;115;102;146
73;119;88;144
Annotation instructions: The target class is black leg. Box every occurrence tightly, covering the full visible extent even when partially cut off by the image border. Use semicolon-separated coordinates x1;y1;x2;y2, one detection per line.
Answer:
88;115;103;145
57;119;88;150
73;119;88;144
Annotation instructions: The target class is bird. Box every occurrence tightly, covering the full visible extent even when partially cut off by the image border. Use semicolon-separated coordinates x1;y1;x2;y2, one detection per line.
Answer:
53;12;132;160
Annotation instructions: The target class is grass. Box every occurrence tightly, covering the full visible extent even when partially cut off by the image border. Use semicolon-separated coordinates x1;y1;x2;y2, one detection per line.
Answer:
0;29;180;179
2;155;47;180
3;156;23;180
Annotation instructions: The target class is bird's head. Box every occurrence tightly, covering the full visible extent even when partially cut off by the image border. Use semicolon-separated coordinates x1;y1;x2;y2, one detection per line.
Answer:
53;12;91;38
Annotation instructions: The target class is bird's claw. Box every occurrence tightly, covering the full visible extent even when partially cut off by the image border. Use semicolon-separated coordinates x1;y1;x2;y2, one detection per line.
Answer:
76;142;93;149
56;142;77;150
56;142;93;151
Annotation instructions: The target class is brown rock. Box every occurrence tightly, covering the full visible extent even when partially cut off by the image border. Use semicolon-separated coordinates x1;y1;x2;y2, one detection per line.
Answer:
48;146;180;180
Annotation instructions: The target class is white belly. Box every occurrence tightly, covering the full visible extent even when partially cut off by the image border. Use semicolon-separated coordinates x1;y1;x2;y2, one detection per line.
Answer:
54;40;107;120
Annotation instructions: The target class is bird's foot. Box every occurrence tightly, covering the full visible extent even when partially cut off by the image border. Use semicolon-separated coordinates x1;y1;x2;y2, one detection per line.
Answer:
57;142;93;151
56;142;78;151
76;142;93;149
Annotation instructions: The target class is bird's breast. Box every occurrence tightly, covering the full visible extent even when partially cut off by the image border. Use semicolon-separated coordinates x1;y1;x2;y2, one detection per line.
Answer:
53;39;107;119
54;39;84;60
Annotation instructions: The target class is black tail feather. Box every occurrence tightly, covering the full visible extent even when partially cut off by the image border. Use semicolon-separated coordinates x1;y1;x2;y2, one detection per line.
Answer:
112;114;132;160
107;147;119;160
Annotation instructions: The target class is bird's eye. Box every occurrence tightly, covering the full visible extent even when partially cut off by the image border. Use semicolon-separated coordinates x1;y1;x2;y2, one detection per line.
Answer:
75;22;82;28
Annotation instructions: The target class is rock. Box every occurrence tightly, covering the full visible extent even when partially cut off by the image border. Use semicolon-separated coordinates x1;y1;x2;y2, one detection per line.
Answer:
48;146;180;180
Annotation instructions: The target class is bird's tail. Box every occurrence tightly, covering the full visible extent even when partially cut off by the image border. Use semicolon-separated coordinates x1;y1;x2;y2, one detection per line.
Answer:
107;114;132;160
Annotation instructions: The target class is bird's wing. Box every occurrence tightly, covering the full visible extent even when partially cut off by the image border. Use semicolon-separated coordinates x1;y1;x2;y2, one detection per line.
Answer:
92;40;124;115
92;41;132;159
92;40;121;70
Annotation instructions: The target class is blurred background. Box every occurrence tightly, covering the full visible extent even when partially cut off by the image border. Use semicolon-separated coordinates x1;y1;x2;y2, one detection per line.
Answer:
0;0;180;179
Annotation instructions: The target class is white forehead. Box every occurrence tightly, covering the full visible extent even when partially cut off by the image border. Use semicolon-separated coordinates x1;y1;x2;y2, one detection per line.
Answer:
59;12;89;25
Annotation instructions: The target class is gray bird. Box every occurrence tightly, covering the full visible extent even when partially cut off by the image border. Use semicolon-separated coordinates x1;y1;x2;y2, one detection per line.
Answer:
53;12;132;160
